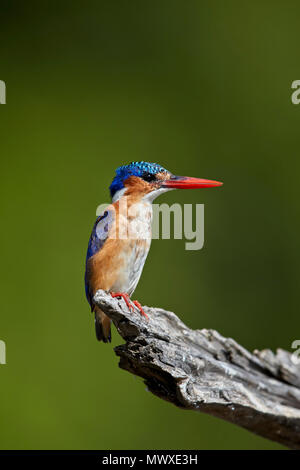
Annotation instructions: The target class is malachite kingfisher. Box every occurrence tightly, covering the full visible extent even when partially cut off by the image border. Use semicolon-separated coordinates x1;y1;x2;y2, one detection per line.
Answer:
85;161;222;343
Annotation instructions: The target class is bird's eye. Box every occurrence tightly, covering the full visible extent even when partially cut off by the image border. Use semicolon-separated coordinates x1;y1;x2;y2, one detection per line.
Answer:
143;172;156;182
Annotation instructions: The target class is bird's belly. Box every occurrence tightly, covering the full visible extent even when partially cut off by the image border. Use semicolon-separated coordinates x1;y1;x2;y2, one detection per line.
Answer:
89;200;153;297
111;238;151;296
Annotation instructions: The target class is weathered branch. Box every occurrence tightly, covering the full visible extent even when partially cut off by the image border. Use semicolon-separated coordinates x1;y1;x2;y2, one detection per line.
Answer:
94;290;300;449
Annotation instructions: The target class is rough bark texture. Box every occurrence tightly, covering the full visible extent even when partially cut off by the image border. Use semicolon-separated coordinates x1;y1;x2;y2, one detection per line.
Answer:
94;290;300;449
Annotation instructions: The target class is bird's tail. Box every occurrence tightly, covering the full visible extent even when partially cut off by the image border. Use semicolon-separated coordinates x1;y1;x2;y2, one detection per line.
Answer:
94;306;111;343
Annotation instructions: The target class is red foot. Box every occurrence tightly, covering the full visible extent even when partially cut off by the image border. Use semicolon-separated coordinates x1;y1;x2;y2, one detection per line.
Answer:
132;300;149;320
110;292;134;311
110;292;148;320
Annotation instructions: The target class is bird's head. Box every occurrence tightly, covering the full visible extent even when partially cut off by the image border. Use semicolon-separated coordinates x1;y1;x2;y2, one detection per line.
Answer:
109;161;222;202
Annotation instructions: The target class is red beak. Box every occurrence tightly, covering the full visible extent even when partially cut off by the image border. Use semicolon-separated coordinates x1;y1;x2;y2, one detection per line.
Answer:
162;175;223;189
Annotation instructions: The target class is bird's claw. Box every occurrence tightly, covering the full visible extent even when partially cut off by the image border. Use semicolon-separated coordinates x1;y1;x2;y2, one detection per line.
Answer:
132;300;149;320
110;292;134;311
110;292;148;320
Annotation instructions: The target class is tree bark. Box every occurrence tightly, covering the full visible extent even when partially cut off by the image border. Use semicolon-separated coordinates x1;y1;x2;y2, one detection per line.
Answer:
94;290;300;449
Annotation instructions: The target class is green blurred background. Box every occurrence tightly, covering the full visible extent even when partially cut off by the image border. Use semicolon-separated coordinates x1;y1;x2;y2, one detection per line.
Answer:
0;0;299;450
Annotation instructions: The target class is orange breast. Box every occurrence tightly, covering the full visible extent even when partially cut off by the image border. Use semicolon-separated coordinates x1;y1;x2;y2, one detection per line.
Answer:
87;193;152;297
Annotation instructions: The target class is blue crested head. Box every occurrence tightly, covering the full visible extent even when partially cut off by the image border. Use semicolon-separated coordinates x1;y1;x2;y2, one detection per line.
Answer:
109;161;223;200
109;161;169;198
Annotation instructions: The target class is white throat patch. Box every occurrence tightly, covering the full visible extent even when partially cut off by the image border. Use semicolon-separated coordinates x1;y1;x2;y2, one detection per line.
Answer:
112;187;127;203
143;187;175;203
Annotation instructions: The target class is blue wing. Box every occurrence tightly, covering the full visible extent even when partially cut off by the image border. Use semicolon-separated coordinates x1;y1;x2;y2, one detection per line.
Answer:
85;209;114;308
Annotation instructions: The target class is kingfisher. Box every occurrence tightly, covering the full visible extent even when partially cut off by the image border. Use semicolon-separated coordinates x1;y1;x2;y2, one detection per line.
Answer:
85;161;222;342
